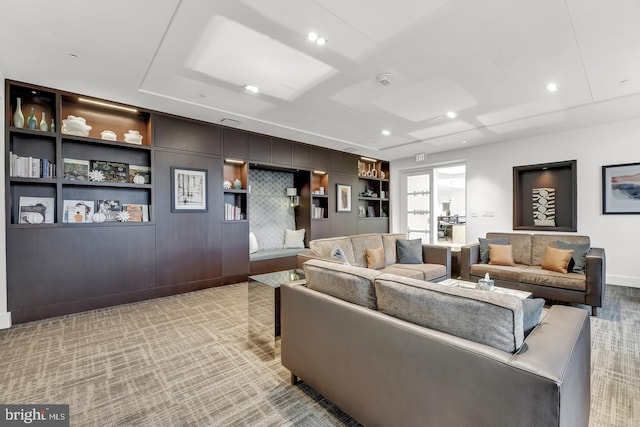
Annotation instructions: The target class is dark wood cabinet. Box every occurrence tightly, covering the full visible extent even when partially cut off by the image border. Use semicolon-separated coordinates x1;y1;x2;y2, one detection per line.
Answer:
312;147;329;171
293;143;312;169
154;114;220;155
222;221;250;284
271;138;292;166
248;134;271;163
223;128;247;159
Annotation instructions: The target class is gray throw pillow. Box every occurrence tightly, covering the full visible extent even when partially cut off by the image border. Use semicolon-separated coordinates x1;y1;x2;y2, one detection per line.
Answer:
478;237;509;264
522;298;545;336
396;239;422;264
556;241;590;274
330;244;349;264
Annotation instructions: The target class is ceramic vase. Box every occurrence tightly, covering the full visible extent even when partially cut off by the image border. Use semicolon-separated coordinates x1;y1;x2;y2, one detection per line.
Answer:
50;119;56;132
13;97;24;128
27;107;38;130
40;112;48;131
233;178;242;189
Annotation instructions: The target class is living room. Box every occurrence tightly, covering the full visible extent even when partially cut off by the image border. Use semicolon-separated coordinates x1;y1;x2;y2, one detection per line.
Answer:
1;1;639;426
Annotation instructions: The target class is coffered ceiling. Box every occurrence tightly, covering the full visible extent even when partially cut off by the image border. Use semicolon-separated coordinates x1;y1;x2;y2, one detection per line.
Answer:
1;0;639;160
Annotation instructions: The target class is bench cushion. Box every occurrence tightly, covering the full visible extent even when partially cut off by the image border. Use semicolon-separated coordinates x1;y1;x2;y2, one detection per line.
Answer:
250;248;307;262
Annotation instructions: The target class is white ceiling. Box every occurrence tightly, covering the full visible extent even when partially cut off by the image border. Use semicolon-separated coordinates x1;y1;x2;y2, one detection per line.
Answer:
1;0;639;161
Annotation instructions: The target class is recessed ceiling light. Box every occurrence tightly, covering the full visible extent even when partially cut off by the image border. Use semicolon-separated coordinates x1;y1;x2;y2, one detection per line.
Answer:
244;84;259;93
461;140;467;144
381;129;391;136
446;111;457;119
308;32;318;42
68;53;78;59
316;37;327;46
546;82;558;92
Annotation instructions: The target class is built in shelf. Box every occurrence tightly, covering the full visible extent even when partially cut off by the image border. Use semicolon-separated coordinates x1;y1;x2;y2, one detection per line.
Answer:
61;134;152;151
62;180;152;189
9;127;57;138
9;177;57;184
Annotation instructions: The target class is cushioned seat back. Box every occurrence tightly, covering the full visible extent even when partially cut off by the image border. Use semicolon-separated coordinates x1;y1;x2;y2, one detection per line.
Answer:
531;234;590;266
350;234;384;267
309;236;356;265
487;233;533;265
381;233;406;265
303;259;381;309
374;274;525;353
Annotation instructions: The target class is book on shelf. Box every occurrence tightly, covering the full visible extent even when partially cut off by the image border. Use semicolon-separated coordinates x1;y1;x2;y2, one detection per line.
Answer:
63;158;89;181
18;196;55;224
129;165;151;184
10;152;55;178
63;200;95;223
224;203;242;220
123;204;143;222
90;160;129;183
97;200;122;222
312;206;325;219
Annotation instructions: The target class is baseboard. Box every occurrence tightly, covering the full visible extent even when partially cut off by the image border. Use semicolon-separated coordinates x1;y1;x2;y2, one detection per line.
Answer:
0;312;12;329
607;275;640;288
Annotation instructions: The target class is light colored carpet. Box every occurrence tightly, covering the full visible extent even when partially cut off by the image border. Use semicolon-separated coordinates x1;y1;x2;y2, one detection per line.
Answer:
0;283;638;426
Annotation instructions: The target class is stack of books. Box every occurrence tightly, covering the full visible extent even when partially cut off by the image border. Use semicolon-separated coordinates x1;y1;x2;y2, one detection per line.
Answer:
224;203;242;220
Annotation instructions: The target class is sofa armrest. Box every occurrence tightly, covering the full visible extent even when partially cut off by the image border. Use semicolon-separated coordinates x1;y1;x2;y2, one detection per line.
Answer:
585;247;606;310
422;245;451;278
296;252;343;269
509;305;591;426
460;243;480;281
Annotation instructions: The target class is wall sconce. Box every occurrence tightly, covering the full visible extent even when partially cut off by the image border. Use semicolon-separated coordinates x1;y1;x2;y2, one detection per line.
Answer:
287;188;299;207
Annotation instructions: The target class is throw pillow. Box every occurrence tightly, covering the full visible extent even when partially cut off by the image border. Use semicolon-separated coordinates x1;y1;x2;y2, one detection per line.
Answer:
479;237;509;264
522;298;545;336
396;239;422;264
541;246;574;274
249;231;259;254
330;244;350;265
488;244;515;266
366;247;386;270
283;228;305;249
556;240;590;274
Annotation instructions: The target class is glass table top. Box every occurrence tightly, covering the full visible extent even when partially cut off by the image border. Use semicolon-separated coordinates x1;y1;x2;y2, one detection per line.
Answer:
248;269;304;288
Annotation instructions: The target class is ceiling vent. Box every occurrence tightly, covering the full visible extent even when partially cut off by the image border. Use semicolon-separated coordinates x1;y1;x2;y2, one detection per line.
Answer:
376;73;393;86
221;118;241;126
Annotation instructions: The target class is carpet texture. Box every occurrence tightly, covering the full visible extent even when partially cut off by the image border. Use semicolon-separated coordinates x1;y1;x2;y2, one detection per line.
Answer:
0;283;638;426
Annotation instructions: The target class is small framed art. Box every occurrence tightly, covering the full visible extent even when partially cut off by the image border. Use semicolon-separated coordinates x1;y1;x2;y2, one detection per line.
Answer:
602;162;640;214
171;167;208;212
336;184;352;212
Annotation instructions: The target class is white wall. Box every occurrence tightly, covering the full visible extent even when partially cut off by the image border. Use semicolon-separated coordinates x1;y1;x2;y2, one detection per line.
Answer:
391;118;640;288
0;70;11;328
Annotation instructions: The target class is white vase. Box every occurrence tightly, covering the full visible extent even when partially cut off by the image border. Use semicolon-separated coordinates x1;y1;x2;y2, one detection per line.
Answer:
40;112;48;131
13;97;24;128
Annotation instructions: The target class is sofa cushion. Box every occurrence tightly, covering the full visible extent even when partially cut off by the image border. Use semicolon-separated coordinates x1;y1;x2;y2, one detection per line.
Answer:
351;234;384;267
487;233;533;265
330;244;350;264
382;233;406;265
489;244;515;266
523;298;546;336
396;239;423;264
519;266;587;291
303;259;381;309
470;264;528;282
479;237;509;264
374;274;525;353
366;247;386;269
389;263;447;281
378;266;424;280
309;237;356;265
556;240;591;274
531;234;590;266
541;246;574;274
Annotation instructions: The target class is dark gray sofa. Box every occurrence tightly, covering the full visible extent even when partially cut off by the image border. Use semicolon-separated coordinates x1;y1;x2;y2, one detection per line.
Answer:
461;232;606;315
281;259;591;427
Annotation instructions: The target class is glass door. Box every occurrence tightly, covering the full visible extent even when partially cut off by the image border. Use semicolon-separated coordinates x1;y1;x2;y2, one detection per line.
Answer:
403;170;432;243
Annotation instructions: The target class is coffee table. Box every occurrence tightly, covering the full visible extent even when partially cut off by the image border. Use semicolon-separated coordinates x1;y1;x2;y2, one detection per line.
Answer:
439;278;532;299
248;269;304;356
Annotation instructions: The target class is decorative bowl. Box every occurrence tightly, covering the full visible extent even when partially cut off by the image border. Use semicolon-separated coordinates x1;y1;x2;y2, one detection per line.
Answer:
101;130;117;141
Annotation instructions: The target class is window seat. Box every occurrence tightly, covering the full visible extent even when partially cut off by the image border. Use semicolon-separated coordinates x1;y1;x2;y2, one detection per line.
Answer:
250;248;309;275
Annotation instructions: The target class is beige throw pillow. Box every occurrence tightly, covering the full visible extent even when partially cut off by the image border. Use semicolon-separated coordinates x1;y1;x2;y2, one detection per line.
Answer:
541;246;574;273
488;244;515;266
366;247;386;270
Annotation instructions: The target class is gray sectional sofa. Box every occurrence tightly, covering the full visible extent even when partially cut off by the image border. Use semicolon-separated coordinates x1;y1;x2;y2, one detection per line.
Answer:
281;259;591;427
297;233;451;282
461;232;606;315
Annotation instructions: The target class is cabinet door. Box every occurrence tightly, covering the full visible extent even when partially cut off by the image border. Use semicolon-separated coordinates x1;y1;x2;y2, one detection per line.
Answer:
222;221;249;284
248;134;271;163
312;147;329;171
154;114;221;154
293;144;312;169
329;151;358;175
223;129;248;159
271;138;292;166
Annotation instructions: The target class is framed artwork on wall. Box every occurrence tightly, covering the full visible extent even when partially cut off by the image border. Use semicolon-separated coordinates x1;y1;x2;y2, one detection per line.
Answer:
336;184;352;212
171;167;208;212
602;162;640;214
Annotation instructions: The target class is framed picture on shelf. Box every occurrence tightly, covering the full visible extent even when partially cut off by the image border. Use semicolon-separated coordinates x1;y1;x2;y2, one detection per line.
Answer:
129;165;151;184
19;197;55;224
90;160;129;183
602;162;640;214
97;200;122;222
63;158;90;181
171;167;208;212
63;200;95;223
336;184;352;212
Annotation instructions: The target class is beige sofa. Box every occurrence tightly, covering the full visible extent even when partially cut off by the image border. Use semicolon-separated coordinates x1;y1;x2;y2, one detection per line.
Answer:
281;259;591;427
461;232;606;316
297;233;451;282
